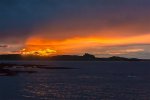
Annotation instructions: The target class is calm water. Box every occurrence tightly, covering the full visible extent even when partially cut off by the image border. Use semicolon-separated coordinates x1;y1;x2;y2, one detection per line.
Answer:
0;61;150;100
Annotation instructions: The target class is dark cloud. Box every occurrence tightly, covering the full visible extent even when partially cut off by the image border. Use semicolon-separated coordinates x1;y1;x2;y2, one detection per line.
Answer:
0;0;150;36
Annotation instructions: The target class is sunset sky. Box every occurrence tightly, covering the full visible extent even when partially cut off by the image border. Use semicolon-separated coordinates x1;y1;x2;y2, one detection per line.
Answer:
0;0;150;58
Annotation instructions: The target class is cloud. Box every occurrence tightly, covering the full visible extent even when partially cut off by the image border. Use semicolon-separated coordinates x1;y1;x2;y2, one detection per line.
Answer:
0;0;150;39
0;0;150;58
104;49;144;55
87;43;150;59
0;45;8;48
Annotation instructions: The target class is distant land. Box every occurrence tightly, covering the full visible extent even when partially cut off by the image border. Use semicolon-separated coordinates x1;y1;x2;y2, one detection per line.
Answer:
0;53;149;61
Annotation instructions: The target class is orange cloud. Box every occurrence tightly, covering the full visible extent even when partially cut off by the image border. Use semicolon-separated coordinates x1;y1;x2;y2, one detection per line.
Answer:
20;34;150;56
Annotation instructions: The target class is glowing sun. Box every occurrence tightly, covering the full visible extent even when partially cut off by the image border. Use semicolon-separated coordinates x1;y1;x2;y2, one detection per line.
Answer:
20;48;57;56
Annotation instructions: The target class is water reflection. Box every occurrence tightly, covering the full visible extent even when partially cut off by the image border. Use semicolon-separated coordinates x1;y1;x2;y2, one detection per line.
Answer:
22;70;50;100
21;67;150;100
21;69;104;100
1;61;150;100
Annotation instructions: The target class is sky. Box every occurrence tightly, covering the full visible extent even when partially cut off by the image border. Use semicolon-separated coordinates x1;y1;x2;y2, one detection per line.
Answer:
0;0;150;58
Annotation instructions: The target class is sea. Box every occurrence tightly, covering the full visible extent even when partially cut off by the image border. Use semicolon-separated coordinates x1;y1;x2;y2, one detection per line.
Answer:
0;61;150;100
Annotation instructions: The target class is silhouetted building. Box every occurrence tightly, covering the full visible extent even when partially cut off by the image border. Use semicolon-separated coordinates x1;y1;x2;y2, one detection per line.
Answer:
83;53;96;59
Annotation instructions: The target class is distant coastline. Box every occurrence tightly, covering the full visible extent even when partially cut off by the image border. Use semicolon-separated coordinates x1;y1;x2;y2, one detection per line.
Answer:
0;53;149;61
